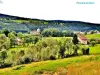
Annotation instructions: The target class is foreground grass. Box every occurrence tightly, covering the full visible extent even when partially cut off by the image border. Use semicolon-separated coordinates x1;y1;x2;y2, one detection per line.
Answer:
67;61;100;75
0;54;100;75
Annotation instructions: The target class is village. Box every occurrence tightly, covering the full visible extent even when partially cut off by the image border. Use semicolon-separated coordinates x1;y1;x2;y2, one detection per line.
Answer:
14;28;100;46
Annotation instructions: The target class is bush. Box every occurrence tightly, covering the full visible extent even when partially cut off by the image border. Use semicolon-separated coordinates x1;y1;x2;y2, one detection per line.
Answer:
89;38;100;44
20;55;32;64
0;34;10;50
89;30;95;34
0;49;7;60
90;41;96;46
81;45;89;55
0;63;12;68
4;58;13;67
2;29;10;37
50;55;56;60
59;46;66;58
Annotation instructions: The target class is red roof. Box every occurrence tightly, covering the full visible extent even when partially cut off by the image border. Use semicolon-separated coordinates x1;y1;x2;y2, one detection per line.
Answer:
79;36;87;41
77;34;88;41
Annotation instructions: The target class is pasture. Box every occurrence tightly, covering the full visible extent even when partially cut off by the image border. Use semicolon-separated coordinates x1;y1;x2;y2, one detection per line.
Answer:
86;34;100;39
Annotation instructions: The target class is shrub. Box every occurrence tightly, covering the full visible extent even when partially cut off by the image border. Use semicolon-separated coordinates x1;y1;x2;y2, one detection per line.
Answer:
2;29;10;37
33;36;40;44
40;48;50;60
89;30;95;34
90;41;96;46
59;46;66;58
81;45;89;55
18;50;25;57
89;38;100;44
0;34;10;50
0;49;7;60
4;58;13;67
20;55;32;64
50;55;56;60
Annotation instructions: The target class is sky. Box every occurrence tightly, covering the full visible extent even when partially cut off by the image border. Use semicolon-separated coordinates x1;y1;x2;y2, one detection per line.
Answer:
0;0;100;24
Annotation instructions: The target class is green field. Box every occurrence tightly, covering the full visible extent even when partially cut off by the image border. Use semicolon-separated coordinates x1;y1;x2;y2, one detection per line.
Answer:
43;37;72;40
0;55;100;75
90;44;100;55
86;34;100;39
7;46;28;56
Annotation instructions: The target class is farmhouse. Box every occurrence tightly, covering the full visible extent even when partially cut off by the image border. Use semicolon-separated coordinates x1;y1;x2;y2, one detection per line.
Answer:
77;34;88;45
30;28;40;35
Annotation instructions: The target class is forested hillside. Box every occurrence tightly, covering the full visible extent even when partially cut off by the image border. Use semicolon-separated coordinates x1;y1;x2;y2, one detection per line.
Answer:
0;13;100;33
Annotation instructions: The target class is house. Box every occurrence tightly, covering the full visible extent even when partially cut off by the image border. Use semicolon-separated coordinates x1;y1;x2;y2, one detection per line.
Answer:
14;38;23;45
30;28;40;35
74;31;85;35
77;34;88;45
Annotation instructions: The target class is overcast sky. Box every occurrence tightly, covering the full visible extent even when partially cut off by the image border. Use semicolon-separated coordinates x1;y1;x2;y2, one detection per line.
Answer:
0;0;100;23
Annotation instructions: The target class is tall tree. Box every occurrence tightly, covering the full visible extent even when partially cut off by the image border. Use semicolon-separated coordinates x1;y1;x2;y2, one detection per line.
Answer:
8;33;16;47
72;34;79;55
0;34;10;50
0;49;7;64
2;29;10;37
72;34;78;45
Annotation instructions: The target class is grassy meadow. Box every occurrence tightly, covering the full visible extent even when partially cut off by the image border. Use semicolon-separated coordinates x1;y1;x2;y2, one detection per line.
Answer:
86;34;100;39
0;54;100;75
90;44;100;55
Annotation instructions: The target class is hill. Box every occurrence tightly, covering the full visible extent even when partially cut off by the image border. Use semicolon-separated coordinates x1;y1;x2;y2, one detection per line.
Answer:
0;54;100;75
0;13;100;33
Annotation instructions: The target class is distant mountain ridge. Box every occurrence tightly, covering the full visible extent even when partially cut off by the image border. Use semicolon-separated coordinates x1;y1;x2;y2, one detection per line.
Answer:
0;13;100;25
0;13;100;33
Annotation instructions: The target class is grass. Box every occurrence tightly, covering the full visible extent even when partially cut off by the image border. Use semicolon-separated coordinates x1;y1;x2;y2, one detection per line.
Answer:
9;46;27;51
43;37;72;40
86;34;100;39
67;61;100;75
90;44;100;55
0;54;100;75
8;46;28;55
